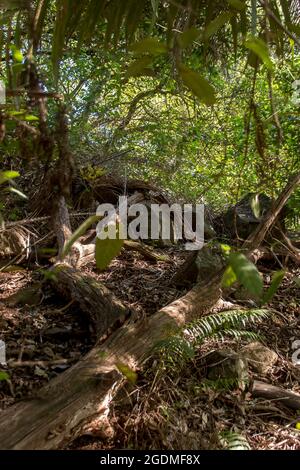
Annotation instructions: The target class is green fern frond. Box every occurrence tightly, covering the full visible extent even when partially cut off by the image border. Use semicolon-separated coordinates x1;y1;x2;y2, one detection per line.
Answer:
155;336;194;369
219;431;251;450
183;309;270;344
212;329;262;342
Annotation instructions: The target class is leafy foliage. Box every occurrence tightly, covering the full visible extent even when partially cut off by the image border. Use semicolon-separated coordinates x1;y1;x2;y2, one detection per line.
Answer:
219;431;251;450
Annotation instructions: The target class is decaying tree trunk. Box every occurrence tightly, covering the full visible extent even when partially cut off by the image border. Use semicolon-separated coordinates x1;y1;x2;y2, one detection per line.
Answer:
0;261;224;449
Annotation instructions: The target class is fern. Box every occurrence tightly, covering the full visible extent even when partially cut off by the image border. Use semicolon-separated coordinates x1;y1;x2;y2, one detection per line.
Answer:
198;376;249;392
156;309;271;371
183;309;270;344
219;431;251;450
213;329;262;342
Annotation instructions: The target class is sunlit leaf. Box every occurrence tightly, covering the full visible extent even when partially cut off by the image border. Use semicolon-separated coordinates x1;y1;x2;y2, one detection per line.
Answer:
0;371;9;381
95;225;124;271
0;170;19;184
23;114;39;121
229;252;263;297
10;44;23;62
116;362;137;384
222;265;237;287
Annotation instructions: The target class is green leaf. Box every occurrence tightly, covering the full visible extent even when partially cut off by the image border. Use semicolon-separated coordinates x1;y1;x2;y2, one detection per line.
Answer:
129;37;167;55
178;65;216;105
95;229;124;271
261;270;285;306
222;265;237;287
178;27;200;48
10;44;23;62
220;243;232;255
245;36;274;69
11;62;25;73
61;215;99;259
0;371;9;381
0;170;19;184
125;56;153;79
23;114;39;121
116;362;137;384
226;0;246;11
229;252;263;297
203;12;233;41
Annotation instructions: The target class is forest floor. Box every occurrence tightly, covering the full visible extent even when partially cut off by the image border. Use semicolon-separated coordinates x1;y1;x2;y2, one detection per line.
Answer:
0;245;300;450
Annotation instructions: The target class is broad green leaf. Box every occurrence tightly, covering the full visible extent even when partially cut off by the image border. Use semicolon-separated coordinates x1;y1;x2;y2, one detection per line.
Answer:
129;37;167;55
178;27;200;48
261;270;285;305
178;65;216;105
95;231;124;271
245;36;274;69
0;170;19;184
125;56;153;79
229;252;263;297
11;62;24;73
8;110;26;116
10;44;23;62
116;362;137;384
222;265;237;287
203;12;233;41
0;371;9;381
61;215;99;259
23;115;39;121
220;244;232;255
227;0;246;10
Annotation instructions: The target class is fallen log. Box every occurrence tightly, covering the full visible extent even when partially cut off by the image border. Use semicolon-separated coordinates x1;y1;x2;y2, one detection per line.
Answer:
0;251;224;449
52;264;129;338
251;380;300;410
